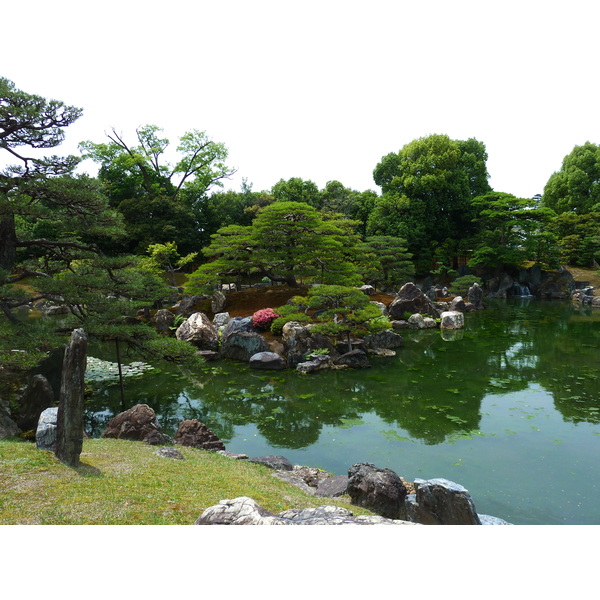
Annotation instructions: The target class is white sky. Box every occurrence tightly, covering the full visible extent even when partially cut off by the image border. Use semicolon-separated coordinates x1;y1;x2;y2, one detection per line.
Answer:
3;0;599;199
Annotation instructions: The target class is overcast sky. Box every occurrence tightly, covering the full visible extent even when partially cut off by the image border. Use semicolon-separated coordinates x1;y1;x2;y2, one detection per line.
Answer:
4;0;599;199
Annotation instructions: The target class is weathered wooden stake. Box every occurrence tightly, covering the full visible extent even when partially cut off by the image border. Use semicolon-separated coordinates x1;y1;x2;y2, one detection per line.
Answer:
55;328;87;467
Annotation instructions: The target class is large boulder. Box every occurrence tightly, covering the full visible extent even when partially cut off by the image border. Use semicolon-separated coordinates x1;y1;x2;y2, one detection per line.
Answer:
440;311;464;330
220;331;270;362
335;349;370;369
195;496;417;525
211;291;227;313
153;309;175;336
35;407;58;451
388;282;442;320
282;321;312;366
175;312;219;351
173;419;225;451
407;313;437;329
406;478;481;525
347;462;408;520
16;374;55;432
364;330;403;350
102;403;167;445
467;282;484;308
221;316;255;340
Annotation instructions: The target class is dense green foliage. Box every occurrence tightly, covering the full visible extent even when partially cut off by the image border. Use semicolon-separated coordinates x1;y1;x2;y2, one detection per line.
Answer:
185;201;362;292
371;134;492;272
290;285;391;352
2;75;600;393
0;78;202;386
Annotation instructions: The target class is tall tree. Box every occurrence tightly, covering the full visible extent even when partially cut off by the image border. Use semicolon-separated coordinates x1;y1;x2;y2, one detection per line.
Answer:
271;177;322;208
80;125;235;254
371;134;491;272
0;77;123;318
185;201;361;292
468;192;557;272
543;142;600;214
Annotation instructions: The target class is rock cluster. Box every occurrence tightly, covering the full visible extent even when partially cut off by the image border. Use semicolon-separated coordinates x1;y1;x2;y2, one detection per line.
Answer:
195;459;512;526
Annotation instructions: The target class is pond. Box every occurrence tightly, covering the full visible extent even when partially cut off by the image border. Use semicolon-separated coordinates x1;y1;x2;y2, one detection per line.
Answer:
83;299;600;525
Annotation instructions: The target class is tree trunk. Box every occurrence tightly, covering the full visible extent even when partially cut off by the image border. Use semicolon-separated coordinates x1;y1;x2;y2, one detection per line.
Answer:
0;214;17;272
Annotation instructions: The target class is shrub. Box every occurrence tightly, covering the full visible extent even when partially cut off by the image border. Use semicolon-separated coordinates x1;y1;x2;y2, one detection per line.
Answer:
251;308;280;330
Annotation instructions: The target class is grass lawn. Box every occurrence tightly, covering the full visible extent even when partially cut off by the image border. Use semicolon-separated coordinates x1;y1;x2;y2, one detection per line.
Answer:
0;438;373;525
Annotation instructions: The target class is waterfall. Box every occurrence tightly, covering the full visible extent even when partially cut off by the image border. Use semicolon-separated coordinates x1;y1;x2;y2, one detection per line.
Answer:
513;282;533;297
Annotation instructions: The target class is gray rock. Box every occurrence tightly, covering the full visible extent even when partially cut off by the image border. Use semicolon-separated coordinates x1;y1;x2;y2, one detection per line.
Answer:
249;455;293;471
195;496;418;525
0;405;20;439
195;496;286;525
479;514;513;525
364;330;403;349
467;282;484;307
335;349;370;369
440;311;464;330
297;354;334;374
388;282;442;319
449;296;467;312
155;447;184;459
360;285;376;295
211;290;227;313
221;331;270;362
217;450;249;460
249;351;287;370
315;475;349;497
370;300;388;316
36;407;59;450
347;462;408;520
282;321;312;366
410;478;482;525
221;316;255;340
175;312;219;351
212;312;231;328
272;470;316;495
153;309;175;335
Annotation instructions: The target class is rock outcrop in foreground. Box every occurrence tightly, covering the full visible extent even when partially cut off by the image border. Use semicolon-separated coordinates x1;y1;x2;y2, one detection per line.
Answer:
195;496;417;525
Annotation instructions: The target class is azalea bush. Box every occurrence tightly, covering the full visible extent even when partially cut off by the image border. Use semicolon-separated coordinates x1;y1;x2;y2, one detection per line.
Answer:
252;308;280;330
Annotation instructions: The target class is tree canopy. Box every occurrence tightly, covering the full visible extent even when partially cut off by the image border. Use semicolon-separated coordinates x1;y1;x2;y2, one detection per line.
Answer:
371;134;491;272
80;125;235;254
185;201;362;292
543;142;600;214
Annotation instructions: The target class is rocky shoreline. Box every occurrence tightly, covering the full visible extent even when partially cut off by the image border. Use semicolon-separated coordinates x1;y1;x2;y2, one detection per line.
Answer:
34;402;512;525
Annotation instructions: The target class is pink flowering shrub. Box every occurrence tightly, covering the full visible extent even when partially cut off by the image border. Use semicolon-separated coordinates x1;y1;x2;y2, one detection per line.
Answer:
252;308;280;330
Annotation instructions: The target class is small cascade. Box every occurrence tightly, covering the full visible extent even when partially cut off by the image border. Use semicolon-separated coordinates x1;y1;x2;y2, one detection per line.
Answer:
512;282;533;297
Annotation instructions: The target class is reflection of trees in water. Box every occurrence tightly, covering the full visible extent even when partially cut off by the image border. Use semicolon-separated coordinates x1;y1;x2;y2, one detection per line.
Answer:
83;300;600;447
529;302;600;424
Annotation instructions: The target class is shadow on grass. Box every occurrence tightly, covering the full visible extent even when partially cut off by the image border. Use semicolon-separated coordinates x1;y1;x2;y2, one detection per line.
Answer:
74;462;103;478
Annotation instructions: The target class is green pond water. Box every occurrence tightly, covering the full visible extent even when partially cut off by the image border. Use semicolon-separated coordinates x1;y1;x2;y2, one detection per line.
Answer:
84;299;600;525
